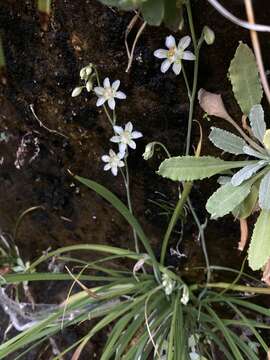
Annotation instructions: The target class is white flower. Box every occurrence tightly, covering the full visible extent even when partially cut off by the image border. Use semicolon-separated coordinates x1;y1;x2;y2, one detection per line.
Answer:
162;273;175;296
154;35;196;75
80;63;93;81
71;86;83;97
101;149;125;176
110;122;143;154
94;77;126;110
180;284;189;305
142;142;155;160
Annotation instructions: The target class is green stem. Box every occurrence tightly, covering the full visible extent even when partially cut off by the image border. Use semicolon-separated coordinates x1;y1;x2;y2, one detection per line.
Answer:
161;2;203;265
123;158;140;254
160;182;193;265
181;63;191;100
191;282;270;295
155;141;171;158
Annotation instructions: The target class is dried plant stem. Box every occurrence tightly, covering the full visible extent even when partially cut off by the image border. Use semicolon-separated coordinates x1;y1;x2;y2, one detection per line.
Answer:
244;0;270;107
208;0;270;33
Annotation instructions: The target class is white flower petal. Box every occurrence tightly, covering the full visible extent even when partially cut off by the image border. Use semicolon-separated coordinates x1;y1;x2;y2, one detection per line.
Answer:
109;149;116;157
131;131;143;139
154;49;167;59
129;140;136;149
161;59;171;73
108;98;116;110
118;160;125;167
103;77;110;88
119;143;127;154
178;35;191;50
113;126;123;135
112;80;120;91
172;62;182;75
94;87;104;96
115;91;126;99
101;155;110;162
111;166;118;176
104;164;111;171
182;51;196;61
118;152;125;159
110;135;120;143
125;122;133;132
96;96;106;107
165;35;176;49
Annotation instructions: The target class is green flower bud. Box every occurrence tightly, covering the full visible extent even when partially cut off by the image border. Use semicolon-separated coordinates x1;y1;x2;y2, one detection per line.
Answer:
142;142;155;160
203;26;215;45
263;129;270;150
71;86;83;97
86;80;93;92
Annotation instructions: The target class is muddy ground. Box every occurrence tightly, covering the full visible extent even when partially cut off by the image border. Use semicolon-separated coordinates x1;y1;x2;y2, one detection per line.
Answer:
0;0;270;358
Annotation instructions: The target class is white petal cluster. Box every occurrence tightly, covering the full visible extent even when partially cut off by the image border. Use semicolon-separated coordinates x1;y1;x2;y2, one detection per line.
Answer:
162;273;175;296
101;149;125;176
154;35;195;75
110;122;143;154
94;77;126;110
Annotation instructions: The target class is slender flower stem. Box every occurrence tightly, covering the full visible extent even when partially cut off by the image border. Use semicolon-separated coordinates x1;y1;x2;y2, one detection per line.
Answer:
161;182;193;265
155;142;171;158
181;63;191;100
161;1;203;265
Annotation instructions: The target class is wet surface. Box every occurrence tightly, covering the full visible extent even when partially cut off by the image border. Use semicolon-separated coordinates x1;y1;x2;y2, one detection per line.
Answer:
0;0;270;357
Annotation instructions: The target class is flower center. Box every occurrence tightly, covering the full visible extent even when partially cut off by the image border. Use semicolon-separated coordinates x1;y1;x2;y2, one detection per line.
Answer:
167;47;176;60
121;131;131;144
104;87;114;99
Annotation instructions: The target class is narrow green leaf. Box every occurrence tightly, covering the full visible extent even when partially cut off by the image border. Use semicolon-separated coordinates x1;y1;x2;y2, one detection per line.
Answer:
232;181;259;219
228;42;262;115
141;0;164;26
259;170;270;210
157;156;254;182
206;182;252;219
248;210;270;270
249;104;266;143
74;175;158;268
231;161;266;186
209;127;246;155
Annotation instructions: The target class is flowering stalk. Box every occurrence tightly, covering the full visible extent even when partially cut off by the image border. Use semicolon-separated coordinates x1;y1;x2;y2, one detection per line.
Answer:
160;0;205;265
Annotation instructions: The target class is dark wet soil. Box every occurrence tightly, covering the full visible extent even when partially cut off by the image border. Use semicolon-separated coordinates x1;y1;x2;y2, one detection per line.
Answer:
1;0;270;358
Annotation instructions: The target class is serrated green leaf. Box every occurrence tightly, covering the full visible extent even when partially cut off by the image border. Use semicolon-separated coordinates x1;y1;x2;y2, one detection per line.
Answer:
248;210;270;270
157;156;255;182
209;127;246;155
228;43;262;115
206;182;252;219
231;161;267;186
259;170;270;210
163;0;183;31
249;104;266;143
232;181;259;219
141;0;164;26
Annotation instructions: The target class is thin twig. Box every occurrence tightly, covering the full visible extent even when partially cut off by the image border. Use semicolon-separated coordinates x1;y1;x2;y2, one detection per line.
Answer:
126;20;147;73
125;12;140;61
207;0;270;32
30;104;68;139
244;0;270;106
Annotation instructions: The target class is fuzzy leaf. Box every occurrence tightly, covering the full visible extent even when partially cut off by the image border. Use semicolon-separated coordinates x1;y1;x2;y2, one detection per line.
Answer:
259;170;270;210
232;182;259;219
157;156;254;182
141;0;164;26
243;145;269;160
209;127;246;155
206;182;252;219
249;104;266;143
231;161;267;186
228;43;262;115
248;210;270;270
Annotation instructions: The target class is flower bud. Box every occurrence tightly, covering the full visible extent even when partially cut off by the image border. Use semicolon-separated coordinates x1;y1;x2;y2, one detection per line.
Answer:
198;89;231;122
203;26;215;45
86;80;93;92
71;86;83;97
142;142;155;160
